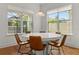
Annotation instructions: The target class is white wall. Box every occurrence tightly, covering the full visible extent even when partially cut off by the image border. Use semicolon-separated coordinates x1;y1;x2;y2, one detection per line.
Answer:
67;4;79;48
40;10;47;32
0;4;14;48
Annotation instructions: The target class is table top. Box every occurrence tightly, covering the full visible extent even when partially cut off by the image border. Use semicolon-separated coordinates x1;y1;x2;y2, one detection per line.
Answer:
22;33;61;39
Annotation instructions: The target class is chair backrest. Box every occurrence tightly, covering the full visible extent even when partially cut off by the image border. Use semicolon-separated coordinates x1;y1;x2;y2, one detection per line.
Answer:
29;36;44;50
15;34;21;45
56;32;61;34
58;35;67;47
40;31;46;33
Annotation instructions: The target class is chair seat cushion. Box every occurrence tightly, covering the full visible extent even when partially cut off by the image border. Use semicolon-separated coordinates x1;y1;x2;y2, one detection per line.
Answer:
48;41;58;46
51;39;59;42
20;41;28;44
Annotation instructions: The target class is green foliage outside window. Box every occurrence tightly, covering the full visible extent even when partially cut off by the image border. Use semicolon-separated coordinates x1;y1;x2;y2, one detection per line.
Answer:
8;19;20;27
48;18;59;23
22;15;29;21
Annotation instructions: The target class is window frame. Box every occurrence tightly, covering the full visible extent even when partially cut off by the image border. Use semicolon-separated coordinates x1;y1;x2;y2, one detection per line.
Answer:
8;10;33;34
47;9;72;34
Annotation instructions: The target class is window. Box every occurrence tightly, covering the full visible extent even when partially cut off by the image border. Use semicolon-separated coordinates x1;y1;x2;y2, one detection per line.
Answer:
22;15;32;33
58;10;72;34
48;13;58;32
8;11;32;33
47;5;72;34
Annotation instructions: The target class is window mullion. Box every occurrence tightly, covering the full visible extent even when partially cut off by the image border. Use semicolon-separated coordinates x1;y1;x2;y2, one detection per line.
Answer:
20;18;23;33
57;12;60;32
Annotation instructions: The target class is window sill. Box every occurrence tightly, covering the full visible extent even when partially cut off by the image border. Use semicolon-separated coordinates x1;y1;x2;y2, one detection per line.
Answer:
62;33;73;36
6;33;23;36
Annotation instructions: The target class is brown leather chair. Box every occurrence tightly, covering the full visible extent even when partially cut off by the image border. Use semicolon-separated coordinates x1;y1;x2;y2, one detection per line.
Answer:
49;32;61;44
15;34;31;54
29;36;46;55
48;35;67;55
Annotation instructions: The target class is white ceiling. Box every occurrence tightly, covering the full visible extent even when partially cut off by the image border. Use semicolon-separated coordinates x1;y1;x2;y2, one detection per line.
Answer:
41;3;71;11
7;3;72;13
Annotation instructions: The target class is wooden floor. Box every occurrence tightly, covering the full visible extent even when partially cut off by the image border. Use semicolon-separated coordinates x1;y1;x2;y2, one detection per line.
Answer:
62;46;79;55
0;45;79;55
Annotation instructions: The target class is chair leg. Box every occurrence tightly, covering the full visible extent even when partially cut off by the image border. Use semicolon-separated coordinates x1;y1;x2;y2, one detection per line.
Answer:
58;47;61;55
28;49;33;55
35;51;36;55
51;45;52;50
42;49;44;55
17;45;32;55
50;45;53;54
61;46;64;55
49;45;54;55
46;44;48;55
32;50;36;55
18;45;21;53
16;45;21;55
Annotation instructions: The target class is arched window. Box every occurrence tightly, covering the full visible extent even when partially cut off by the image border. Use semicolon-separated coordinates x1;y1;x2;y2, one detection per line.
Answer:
8;10;32;33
